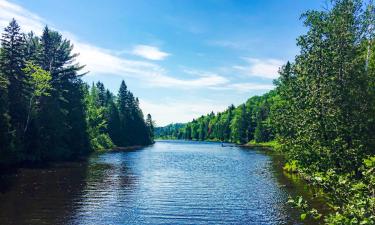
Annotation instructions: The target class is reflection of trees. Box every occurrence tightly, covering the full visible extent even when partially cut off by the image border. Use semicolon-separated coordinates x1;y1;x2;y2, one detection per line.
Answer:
82;159;136;192
0;153;137;225
0;161;89;225
68;153;138;223
268;153;330;224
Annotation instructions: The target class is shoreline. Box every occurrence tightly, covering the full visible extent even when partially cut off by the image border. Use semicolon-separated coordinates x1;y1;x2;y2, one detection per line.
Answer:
108;145;146;152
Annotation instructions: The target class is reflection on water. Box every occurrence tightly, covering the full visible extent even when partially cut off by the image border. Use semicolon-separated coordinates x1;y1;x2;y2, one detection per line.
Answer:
0;162;88;225
0;140;327;225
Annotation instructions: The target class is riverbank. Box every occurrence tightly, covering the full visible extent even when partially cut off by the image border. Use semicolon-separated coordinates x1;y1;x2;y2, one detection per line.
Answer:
108;145;148;152
241;139;375;224
239;140;280;150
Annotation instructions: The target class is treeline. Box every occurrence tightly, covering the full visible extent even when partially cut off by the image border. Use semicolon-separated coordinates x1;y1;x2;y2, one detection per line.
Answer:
0;19;154;167
84;81;154;150
158;0;375;223
156;91;276;144
154;123;185;139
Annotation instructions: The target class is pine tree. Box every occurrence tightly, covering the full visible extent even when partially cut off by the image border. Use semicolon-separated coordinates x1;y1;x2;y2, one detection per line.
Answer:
0;62;12;165
117;80;131;146
146;114;154;142
37;26;88;160
0;19;28;160
107;100;121;145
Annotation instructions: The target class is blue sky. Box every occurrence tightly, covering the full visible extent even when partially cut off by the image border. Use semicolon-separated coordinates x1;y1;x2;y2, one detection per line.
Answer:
0;0;323;126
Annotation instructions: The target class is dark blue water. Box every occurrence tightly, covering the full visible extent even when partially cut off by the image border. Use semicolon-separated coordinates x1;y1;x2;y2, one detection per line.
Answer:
0;140;322;225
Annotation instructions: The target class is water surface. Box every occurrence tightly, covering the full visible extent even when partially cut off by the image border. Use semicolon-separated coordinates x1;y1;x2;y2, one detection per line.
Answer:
0;140;326;225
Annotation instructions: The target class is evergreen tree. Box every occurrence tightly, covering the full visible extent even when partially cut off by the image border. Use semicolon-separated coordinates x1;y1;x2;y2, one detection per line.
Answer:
117;80;130;146
37;26;89;160
0;60;11;165
230;104;248;144
0;19;28;160
0;19;153;167
107;100;121;145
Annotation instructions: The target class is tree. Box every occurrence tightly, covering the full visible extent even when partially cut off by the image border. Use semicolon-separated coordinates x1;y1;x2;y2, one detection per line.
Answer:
22;62;52;134
36;26;89;160
0;19;153;167
0;19;28;159
117;80;130;146
84;84;114;150
230;104;248;144
146;114;155;143
0;60;11;165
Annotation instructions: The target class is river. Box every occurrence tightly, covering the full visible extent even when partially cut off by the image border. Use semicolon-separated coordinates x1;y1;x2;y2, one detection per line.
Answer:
0;140;327;225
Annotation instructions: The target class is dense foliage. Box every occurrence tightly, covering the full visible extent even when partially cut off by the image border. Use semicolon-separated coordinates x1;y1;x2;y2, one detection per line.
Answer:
156;91;276;144
84;81;154;150
276;0;375;223
0;19;154;167
157;0;375;223
154;123;185;139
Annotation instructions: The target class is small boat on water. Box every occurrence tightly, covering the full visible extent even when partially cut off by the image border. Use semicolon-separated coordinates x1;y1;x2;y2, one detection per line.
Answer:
221;143;236;147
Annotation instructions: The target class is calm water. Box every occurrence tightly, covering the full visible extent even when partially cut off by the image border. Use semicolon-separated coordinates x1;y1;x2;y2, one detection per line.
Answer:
0;140;327;225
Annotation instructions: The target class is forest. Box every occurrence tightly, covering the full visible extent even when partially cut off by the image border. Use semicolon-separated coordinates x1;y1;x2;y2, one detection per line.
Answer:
156;0;375;224
0;20;154;167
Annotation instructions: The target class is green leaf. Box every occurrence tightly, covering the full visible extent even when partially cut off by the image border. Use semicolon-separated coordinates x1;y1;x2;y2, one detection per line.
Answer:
300;213;307;221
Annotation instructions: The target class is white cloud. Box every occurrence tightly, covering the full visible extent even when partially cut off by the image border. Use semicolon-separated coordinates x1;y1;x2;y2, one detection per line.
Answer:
208;40;244;49
0;0;45;34
0;0;276;91
207;39;259;50
0;0;277;125
226;82;274;92
235;58;283;79
140;99;228;126
147;73;228;88
0;0;228;90
132;45;170;61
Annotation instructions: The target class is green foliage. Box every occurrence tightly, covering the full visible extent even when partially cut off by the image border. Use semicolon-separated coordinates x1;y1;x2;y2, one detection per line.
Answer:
274;1;375;223
115;81;153;146
0;19;153;167
287;196;322;221
157;93;276;144
0;18;28;160
84;83;114;150
283;160;298;173
23;62;52;97
154;123;185;139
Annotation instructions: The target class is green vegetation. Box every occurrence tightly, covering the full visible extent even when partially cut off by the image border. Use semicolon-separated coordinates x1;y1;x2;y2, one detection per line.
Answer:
84;81;154;151
155;123;185;139
156;91;276;144
156;0;375;223
245;140;280;149
0;19;154;167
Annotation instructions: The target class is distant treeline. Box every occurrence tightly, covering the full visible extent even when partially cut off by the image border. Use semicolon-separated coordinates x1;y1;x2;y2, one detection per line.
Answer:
154;123;185;139
155;92;276;144
157;0;375;224
0;19;154;167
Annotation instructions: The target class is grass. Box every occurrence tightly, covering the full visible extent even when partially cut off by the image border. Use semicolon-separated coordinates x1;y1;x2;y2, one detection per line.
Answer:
244;140;281;149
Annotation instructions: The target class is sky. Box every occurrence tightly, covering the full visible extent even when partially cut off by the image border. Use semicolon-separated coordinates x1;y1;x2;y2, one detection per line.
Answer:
0;0;324;126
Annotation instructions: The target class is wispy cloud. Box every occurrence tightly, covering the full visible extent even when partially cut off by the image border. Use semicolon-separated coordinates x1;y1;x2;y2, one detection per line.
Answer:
132;45;170;61
225;82;274;92
208;40;245;49
0;0;45;34
0;0;228;90
207;38;260;50
148;73;228;88
234;58;284;79
0;0;278;125
140;99;228;126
